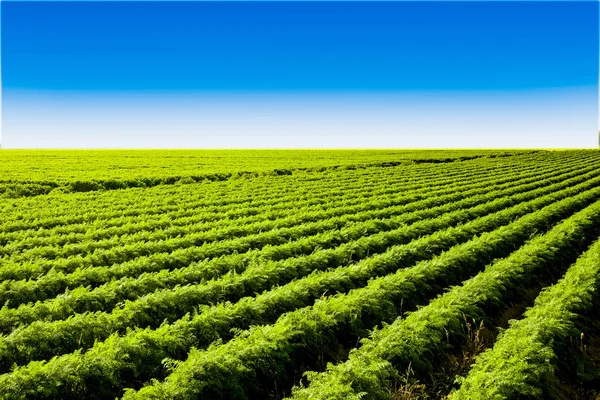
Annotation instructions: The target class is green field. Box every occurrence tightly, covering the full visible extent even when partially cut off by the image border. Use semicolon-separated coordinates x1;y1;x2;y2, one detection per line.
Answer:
0;149;599;399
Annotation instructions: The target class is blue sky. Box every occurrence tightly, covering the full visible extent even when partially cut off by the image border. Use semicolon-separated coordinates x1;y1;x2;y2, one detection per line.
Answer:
1;1;598;148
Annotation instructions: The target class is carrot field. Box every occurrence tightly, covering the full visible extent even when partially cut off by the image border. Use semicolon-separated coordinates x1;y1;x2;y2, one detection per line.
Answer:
0;149;599;399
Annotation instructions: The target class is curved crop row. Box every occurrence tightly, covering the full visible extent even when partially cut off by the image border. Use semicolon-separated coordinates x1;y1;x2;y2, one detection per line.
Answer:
119;184;600;400
0;149;549;212
0;155;502;232
0;151;584;238
1;157;533;260
0;155;398;214
0;167;405;247
0;163;419;248
2;150;528;198
0;150;543;187
452;238;600;399
0;177;560;368
0;159;524;261
3;176;598;399
0;158;571;305
289;201;600;400
1;162;598;332
3;151;559;247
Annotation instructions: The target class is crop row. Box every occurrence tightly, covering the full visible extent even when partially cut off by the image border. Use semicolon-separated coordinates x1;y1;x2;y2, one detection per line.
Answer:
0;154;512;231
2;150;532;197
0;173;578;368
119;184;600;400
288;201;600;400
0;151;584;237
0;163;385;232
3;178;599;399
0;149;407;201
1;162;599;333
0;149;550;206
0;157;578;301
1;156;540;260
0;150;544;185
3;156;594;294
0;153;552;248
452;237;600;399
0;163;408;238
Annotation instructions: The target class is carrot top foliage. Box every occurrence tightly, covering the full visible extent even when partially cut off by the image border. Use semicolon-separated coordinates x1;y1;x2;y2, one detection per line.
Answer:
0;149;598;400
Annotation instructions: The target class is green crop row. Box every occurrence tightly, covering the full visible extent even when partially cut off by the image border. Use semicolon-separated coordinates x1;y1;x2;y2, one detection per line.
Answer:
0;151;581;237
0;160;419;241
1;161;597;334
0;149;541;186
1;156;534;261
0;176;562;369
3;163;599;368
0;153;505;231
1;150;534;197
0;163;404;239
452;238;600;399
2;171;597;399
0;157;570;307
289;201;600;400
119;182;600;400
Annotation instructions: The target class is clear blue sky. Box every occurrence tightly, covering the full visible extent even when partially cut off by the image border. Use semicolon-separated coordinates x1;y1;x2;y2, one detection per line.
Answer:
1;1;598;148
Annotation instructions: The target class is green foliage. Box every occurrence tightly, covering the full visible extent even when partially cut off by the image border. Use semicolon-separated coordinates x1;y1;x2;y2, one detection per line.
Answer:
0;150;599;400
289;198;600;399
121;166;600;399
0;158;591;336
0;149;533;196
452;238;600;399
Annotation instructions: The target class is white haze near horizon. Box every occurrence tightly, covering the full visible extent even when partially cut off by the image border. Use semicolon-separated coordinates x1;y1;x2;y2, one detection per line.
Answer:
1;87;597;149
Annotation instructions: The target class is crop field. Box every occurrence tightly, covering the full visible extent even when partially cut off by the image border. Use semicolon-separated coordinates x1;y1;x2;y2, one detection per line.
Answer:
0;149;599;400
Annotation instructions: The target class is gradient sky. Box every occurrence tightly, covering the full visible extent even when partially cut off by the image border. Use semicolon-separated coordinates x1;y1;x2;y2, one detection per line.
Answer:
1;1;598;148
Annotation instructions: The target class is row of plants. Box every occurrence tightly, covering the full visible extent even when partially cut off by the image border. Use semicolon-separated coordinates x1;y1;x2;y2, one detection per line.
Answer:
2;177;598;399
451;238;600;399
0;162;408;244
0;178;562;368
2;149;527;197
0;154;492;231
0;151;581;238
1;156;525;260
0;150;540;184
1;162;597;332
119;182;600;400
288;201;600;400
0;158;565;305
